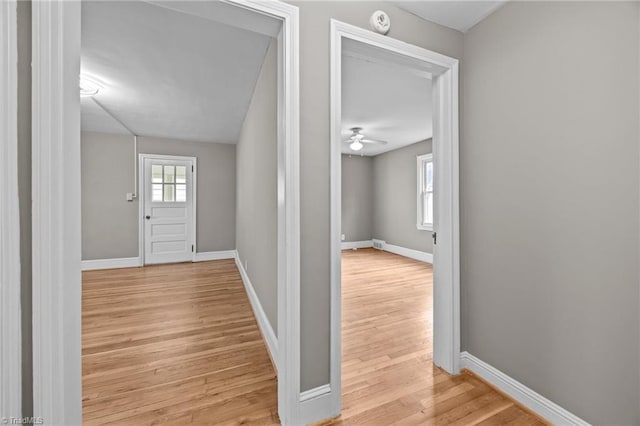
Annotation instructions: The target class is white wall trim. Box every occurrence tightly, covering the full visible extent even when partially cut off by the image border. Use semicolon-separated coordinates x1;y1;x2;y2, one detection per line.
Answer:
299;385;334;425
341;240;373;250
300;384;331;402
0;0;23;418
32;0;301;424
235;252;279;373
460;352;590;426
263;2;302;424
330;19;460;424
81;251;235;270
194;250;236;262
81;257;142;271
382;242;433;264
32;1;82;424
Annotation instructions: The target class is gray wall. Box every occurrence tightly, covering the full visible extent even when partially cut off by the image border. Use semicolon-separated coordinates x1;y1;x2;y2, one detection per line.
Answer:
462;2;639;424
342;139;433;255
236;39;278;335
341;155;374;242
290;0;464;391
373;140;432;253
82;132;138;259
17;0;32;418
81;132;236;260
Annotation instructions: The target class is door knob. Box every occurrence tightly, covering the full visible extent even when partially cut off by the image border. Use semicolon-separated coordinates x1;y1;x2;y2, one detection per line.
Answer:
145;215;151;220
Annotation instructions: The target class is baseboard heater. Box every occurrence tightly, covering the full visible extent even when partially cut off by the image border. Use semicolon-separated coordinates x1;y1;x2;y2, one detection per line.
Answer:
372;239;385;250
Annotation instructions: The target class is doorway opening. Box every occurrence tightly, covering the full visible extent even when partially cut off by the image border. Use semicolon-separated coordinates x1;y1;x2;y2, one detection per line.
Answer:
79;2;283;423
339;33;436;419
31;1;301;424
329;20;460;416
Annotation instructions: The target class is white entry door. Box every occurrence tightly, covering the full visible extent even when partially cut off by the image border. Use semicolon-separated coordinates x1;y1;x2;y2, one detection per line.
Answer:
143;156;195;265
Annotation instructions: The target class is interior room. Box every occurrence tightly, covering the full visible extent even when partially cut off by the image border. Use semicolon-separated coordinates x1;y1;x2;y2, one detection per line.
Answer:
8;1;640;425
339;40;439;421
79;2;281;424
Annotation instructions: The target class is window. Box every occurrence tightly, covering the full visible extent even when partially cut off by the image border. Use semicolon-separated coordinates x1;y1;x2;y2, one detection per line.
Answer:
151;164;187;202
417;154;433;230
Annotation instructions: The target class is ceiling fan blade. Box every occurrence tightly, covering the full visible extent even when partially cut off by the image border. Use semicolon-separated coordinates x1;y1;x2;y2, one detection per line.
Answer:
360;139;387;145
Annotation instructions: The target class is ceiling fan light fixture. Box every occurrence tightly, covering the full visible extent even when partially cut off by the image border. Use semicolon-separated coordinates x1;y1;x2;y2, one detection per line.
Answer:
350;140;363;151
80;75;100;97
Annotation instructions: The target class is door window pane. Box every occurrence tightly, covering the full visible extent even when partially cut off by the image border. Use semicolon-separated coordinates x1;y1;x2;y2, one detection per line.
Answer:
417;154;433;229
150;163;190;203
423;193;433;225
176;166;187;184
164;165;175;183
152;165;163;183
164;184;175;202
176;184;186;202
152;184;163;202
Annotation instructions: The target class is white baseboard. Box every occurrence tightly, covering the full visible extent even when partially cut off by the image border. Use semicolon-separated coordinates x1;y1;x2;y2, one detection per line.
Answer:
341;240;373;250
234;252;279;373
194;250;236;262
81;257;141;271
299;384;336;425
382;242;433;264
460;352;589;426
300;384;331;402
82;251;235;270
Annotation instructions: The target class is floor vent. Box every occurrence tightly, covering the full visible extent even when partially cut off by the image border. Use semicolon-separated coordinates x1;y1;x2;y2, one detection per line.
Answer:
372;239;385;250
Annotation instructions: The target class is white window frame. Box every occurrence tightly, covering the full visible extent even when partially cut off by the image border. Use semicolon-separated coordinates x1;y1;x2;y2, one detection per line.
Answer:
417;153;434;231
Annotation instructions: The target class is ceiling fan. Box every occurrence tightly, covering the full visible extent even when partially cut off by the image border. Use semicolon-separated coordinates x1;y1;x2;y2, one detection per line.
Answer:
344;127;387;151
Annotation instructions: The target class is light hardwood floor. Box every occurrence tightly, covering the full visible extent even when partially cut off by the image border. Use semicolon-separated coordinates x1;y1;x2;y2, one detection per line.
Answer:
83;252;545;425
82;260;279;425
326;248;547;425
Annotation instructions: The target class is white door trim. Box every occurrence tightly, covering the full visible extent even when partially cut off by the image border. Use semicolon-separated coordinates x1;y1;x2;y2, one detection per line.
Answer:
329;19;461;418
31;1;301;424
1;0;22;419
32;1;83;423
138;154;197;265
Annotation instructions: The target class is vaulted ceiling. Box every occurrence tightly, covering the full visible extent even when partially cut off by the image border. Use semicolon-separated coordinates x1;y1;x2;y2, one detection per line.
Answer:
81;1;276;143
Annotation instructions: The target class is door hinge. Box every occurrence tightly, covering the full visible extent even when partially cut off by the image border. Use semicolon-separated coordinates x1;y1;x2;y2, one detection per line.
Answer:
192;165;194;172
432;232;437;245
192;245;194;252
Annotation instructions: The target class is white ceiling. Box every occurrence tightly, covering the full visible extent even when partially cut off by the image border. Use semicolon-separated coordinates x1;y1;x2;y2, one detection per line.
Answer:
81;1;277;143
390;1;507;32
341;47;432;156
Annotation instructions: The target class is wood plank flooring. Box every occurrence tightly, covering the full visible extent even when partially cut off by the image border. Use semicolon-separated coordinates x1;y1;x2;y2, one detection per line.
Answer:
83;251;546;425
327;248;547;425
82;260;279;425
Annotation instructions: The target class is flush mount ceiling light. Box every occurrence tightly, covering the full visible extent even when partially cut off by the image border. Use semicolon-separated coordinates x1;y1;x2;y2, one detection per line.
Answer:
343;127;387;152
79;76;100;97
